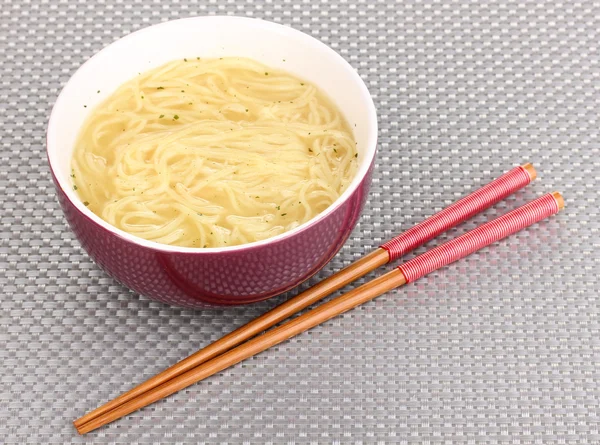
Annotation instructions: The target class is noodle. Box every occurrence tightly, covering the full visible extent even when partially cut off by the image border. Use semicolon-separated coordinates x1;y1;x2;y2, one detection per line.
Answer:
71;57;358;248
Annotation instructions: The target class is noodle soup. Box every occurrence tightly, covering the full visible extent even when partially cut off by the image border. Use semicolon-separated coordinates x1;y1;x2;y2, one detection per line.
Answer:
71;57;358;248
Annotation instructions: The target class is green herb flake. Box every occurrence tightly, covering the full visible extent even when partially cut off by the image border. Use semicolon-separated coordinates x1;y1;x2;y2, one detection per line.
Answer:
265;72;269;76
308;148;313;153
300;83;304;86
184;58;188;62
157;86;164;90
281;213;287;216
333;148;338;153
73;185;78;190
197;213;203;216
354;153;358;158
181;90;185;93
196;57;200;60
174;114;179;120
141;95;144;99
276;205;280;210
159;114;164;118
83;105;87;108
97;90;100;93
83;201;89;206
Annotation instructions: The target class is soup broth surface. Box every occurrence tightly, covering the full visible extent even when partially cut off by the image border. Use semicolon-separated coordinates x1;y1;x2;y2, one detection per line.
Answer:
72;57;358;248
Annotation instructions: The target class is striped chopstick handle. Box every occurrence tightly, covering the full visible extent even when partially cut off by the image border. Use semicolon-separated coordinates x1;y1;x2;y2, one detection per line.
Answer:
381;165;533;261
398;193;561;283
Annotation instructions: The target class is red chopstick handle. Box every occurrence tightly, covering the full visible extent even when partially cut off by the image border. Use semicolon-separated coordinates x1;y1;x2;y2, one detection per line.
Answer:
381;165;533;261
398;193;561;283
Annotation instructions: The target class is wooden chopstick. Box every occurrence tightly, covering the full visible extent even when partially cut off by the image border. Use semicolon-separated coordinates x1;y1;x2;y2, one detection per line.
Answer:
76;192;563;434
74;163;536;431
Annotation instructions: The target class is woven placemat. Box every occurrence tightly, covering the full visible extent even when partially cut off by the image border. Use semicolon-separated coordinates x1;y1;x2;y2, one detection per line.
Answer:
1;1;599;443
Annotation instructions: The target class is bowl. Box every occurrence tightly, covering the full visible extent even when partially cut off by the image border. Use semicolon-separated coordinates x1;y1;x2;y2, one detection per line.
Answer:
47;16;378;307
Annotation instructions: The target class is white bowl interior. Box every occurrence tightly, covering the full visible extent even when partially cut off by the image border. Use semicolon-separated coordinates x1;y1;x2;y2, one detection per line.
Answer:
47;16;377;252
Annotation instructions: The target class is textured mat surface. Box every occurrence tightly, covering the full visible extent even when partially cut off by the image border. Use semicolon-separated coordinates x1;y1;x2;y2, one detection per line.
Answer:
1;1;599;443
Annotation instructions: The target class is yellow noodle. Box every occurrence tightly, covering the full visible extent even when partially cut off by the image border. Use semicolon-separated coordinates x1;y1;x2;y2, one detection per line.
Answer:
72;57;358;248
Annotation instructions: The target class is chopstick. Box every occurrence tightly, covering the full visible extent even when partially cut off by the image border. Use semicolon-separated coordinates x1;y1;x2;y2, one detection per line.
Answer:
76;191;563;434
74;163;535;431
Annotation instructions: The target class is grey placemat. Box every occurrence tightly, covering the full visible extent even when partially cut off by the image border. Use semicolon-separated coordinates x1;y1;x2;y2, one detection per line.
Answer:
1;1;599;443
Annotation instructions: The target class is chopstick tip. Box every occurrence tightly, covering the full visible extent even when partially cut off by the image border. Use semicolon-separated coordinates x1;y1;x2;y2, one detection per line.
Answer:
73;418;91;435
551;191;564;210
521;163;537;181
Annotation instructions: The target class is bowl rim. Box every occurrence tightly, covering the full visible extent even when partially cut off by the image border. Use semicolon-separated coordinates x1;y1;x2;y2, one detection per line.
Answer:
47;15;378;254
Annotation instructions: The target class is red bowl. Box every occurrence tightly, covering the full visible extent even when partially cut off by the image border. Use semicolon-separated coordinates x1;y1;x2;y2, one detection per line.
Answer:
47;17;378;307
